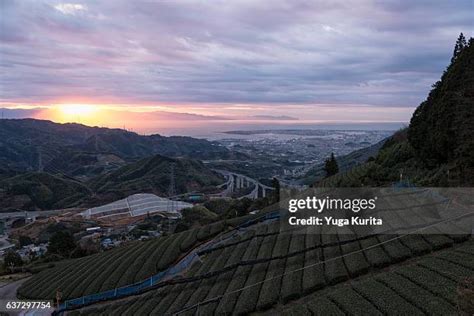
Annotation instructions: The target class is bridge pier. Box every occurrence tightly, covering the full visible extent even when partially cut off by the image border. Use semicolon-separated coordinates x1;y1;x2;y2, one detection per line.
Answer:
231;175;237;190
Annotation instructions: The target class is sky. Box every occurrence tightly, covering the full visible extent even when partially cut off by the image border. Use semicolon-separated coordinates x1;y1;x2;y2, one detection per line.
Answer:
0;0;472;132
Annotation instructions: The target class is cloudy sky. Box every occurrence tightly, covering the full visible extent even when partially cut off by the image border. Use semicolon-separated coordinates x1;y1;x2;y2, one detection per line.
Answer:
0;0;472;126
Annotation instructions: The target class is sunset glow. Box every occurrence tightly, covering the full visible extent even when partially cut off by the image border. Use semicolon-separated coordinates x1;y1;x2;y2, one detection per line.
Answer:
60;104;97;116
1;1;471;135
50;104;102;125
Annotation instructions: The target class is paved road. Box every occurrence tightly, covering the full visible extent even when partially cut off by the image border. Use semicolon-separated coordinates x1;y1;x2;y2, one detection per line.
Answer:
0;277;30;299
214;169;274;199
0;277;54;315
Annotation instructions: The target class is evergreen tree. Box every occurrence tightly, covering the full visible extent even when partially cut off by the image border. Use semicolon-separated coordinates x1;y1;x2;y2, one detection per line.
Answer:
271;177;280;203
451;32;467;63
408;33;473;173
47;231;76;258
324;153;339;177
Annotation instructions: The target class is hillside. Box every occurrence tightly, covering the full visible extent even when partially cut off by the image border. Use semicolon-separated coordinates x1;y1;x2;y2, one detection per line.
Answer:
0;120;235;210
17;218;239;300
71;241;474;316
302;138;386;185
88;155;224;203
17;188;472;314
44;151;126;180
409;35;474;171
0;172;90;211
0;119;239;174
269;241;474;316
0;155;225;211
315;35;474;187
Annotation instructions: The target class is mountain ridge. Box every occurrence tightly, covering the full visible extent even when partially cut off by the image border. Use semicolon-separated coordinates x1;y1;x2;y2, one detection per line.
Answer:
0;118;243;174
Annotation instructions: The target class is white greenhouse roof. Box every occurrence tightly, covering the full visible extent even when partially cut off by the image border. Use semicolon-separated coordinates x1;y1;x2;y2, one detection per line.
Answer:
81;193;190;219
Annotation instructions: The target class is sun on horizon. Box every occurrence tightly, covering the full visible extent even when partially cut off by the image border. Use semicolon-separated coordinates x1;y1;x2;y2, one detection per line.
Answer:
52;103;101;124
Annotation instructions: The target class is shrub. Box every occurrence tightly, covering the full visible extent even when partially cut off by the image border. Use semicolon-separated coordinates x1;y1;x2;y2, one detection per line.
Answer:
376;272;457;315
377;235;411;262
306;297;345;316
47;231;76;258
352;279;423;315
359;237;391;268
327;287;382;315
280;234;305;303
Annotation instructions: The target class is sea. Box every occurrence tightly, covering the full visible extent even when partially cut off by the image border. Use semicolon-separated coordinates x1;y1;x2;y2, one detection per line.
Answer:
138;120;406;140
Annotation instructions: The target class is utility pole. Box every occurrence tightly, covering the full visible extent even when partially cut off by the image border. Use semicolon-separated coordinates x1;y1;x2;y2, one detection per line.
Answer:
37;147;43;172
166;163;177;233
168;163;176;202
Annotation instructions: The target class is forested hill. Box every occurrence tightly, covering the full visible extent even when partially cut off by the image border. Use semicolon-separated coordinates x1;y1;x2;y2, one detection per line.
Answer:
0;155;224;211
88;154;224;204
0;119;239;173
0;119;232;210
315;34;474;187
408;33;474;172
0;172;90;211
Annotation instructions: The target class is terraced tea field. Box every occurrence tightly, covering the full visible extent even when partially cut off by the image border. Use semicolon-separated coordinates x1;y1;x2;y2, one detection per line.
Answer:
65;230;472;315
18;188;473;315
266;241;474;316
18;221;230;300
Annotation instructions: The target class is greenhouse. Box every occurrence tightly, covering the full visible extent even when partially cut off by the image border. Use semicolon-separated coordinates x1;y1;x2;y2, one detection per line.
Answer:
80;193;190;219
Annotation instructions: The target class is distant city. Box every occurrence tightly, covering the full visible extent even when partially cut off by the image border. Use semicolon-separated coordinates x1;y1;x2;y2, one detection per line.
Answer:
206;129;392;180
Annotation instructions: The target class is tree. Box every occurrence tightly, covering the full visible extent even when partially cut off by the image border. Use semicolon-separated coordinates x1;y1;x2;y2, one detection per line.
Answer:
3;250;23;271
70;246;88;258
409;33;473;171
451;32;467;63
271;177;280;203
324;153;339;178
47;231;76;258
19;235;33;247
